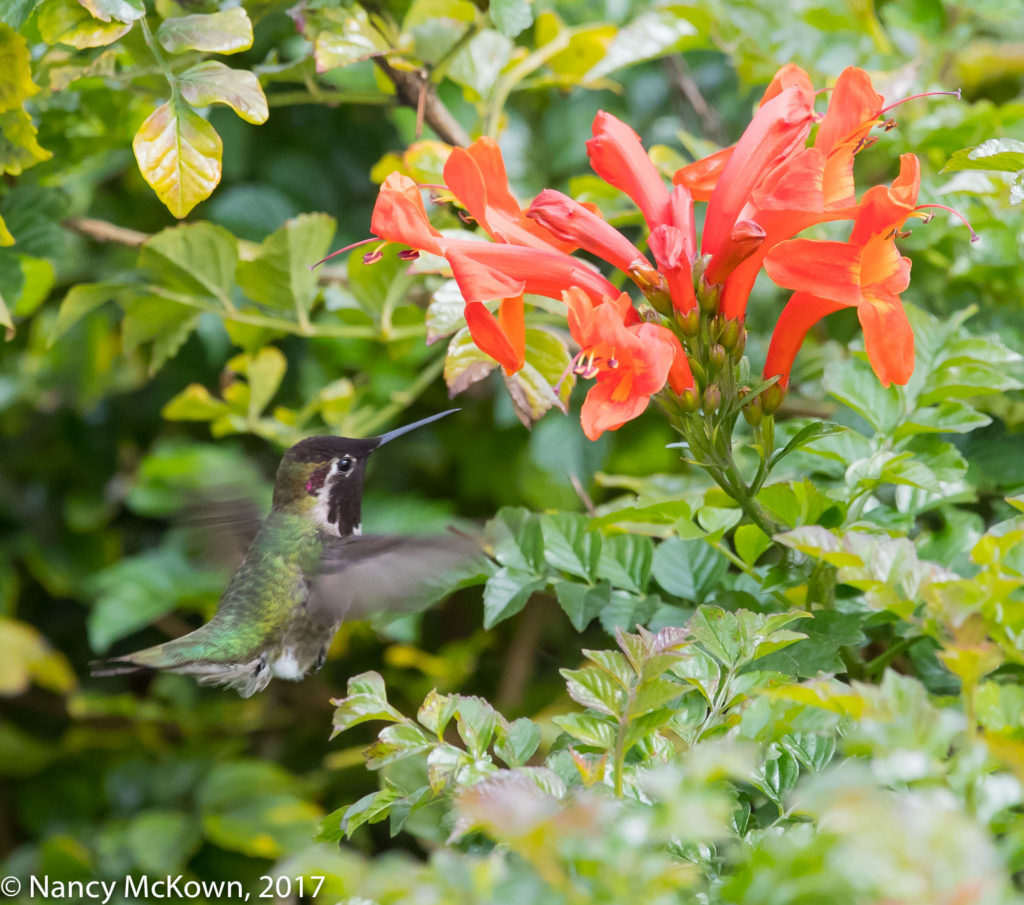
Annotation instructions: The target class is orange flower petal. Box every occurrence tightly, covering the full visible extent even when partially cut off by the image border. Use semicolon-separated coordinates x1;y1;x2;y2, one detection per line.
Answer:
371;173;444;255
702;84;816;261
527;189;651;274
587;111;671;230
763;291;847;387
673;146;732;202
764;238;864;304
760;63;815;106
858;295;915;386
465;300;524;374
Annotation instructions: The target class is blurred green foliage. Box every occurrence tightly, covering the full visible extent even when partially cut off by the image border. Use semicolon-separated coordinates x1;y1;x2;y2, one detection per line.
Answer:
1;0;1024;901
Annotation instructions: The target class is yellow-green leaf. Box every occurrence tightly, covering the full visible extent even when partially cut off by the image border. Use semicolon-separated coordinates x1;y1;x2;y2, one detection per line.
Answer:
49;280;125;346
176;61;268;125
139;221;238;305
314;5;393;72
227;346;286;419
0;109;53;176
0;213;12;247
236;213;335;315
162;383;231;421
157;8;253;55
37;0;132;47
0;617;76;696
133;100;222;219
0;291;13;340
77;0;143;23
0;24;39;113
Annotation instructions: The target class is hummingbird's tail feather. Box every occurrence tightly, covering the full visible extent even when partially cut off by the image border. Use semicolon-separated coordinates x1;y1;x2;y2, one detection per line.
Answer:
91;645;271;697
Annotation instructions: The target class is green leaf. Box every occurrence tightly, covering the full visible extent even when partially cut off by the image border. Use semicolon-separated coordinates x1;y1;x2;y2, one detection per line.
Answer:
494;717;541;767
651;538;727;601
688;607;809;669
126;811;201;874
481;567;544;628
541;513;601;580
157;8;253;54
445;326;497;396
554;579;609;632
771;422;848;468
176;61;269;125
455;697;497;757
139;222;238;307
490;507;545;573
583;648;634;687
425;279;466;344
561;665;625;716
596;533;653;593
338;787;401;837
628;676;685;719
551;711;615;749
734;524;771;566
489;0;532;37
942;138;1024;174
446;28;514;98
37;0;131;47
133;100;222;219
823;358;901;434
332;696;405;738
237;213;335;316
77;0;142;23
198;761;320;859
585;9;698;80
48;280;124;346
84;541;222;653
364;722;432;769
121;296;200;375
226;347;286;420
314;5;393;72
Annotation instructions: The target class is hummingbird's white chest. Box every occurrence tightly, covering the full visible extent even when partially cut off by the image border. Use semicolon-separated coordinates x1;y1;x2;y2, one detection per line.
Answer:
270;648;303;679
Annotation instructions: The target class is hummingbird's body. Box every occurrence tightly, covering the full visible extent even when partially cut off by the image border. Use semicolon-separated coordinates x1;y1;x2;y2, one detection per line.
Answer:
92;411;474;697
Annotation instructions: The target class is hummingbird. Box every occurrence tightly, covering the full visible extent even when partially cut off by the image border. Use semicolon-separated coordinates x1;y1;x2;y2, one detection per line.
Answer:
91;409;478;697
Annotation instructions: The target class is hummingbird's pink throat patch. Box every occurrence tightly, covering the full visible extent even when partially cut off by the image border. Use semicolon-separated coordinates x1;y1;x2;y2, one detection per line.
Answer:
305;463;331;495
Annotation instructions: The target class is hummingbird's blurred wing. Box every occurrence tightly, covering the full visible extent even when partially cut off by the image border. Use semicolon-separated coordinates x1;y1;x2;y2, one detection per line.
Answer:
308;532;487;620
180;493;266;570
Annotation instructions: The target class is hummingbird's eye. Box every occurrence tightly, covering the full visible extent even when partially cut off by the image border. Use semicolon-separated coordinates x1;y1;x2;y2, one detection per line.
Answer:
337;455;355;476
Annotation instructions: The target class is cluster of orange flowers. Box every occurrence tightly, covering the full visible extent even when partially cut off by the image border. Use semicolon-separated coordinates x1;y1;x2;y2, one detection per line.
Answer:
353;64;962;440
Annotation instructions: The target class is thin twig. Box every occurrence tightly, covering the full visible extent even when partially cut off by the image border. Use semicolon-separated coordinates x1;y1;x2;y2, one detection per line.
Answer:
664;57;726;145
65;217;149;247
374;58;470;147
495;594;548;711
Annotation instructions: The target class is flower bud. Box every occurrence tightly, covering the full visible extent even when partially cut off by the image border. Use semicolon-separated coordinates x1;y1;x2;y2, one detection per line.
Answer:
741;392;763;427
718;318;740;351
702;383;721;413
709;344;727;373
677;306;700;337
761;383;785;415
678;387;700;413
698;278;720;315
733;325;747;356
688;357;707;387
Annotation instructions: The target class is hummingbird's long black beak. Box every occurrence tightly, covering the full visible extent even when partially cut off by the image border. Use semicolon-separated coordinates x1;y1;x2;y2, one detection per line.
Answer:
373;409;460;447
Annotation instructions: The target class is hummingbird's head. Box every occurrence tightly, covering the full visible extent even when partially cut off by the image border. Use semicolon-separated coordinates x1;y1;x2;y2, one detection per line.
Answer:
272;409;459;537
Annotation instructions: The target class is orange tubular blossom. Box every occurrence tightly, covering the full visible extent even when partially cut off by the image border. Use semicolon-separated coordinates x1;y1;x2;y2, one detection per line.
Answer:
564;288;690;440
763;154;921;388
370;173;445;256
586;112;673;231
717;66;886;320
